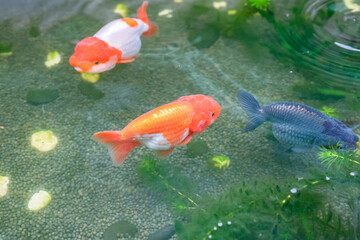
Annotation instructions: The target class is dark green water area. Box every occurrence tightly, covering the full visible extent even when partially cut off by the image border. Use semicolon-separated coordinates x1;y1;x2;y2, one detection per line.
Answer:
0;0;360;239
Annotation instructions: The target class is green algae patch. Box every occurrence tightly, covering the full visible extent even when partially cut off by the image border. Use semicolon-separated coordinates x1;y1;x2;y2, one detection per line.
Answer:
78;81;105;100
186;140;210;157
29;26;40;38
0;43;12;56
188;26;220;49
103;220;138;239
26;89;59;105
148;225;175;240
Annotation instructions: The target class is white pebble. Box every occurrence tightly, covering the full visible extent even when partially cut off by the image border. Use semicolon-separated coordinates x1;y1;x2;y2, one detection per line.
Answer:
0;176;9;197
290;188;297;194
28;190;51;211
158;9;173;17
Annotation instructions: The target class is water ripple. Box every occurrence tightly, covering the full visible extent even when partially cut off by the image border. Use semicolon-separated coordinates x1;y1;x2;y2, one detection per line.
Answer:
270;0;360;90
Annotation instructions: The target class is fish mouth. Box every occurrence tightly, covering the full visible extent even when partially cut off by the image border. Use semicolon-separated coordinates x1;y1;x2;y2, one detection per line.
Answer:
74;67;84;72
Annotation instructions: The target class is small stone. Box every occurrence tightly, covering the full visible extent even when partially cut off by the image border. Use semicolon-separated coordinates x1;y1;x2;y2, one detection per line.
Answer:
0;176;9;197
213;1;227;9
81;73;100;83
114;4;129;17
45;51;61;68
28;190;51;211
31;130;58;152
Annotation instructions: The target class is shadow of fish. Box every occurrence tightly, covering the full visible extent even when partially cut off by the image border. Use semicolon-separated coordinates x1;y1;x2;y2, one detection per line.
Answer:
238;91;359;152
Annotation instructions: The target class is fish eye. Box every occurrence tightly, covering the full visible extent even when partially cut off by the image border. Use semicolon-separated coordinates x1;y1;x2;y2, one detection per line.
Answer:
212;112;215;117
94;61;99;65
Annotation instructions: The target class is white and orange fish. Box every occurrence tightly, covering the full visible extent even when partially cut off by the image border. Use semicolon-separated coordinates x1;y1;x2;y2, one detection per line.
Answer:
94;95;221;165
69;1;157;73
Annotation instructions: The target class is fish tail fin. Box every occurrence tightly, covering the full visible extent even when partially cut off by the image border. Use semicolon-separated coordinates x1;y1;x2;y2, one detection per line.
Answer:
237;90;266;132
93;131;140;165
137;1;158;37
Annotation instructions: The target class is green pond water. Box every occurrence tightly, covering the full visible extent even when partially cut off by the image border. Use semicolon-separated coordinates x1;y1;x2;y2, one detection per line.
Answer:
1;0;360;239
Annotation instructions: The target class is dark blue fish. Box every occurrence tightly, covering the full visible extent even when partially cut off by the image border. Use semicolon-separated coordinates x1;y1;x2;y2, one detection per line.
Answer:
238;91;359;151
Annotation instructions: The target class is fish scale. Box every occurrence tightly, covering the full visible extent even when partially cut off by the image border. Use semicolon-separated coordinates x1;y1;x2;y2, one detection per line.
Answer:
123;102;193;145
238;91;359;151
93;94;221;165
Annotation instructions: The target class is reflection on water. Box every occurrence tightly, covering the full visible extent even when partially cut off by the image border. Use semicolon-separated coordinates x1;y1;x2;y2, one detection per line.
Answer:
268;0;360;91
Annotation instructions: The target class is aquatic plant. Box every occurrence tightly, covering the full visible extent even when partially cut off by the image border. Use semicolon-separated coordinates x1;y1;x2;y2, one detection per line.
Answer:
320;106;339;118
176;175;358;239
137;155;198;213
0;43;12;56
248;0;270;10
318;144;360;172
137;156;359;239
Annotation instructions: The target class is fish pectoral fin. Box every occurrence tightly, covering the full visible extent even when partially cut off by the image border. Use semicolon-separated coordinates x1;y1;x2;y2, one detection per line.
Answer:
118;54;139;63
178;132;193;146
156;147;174;157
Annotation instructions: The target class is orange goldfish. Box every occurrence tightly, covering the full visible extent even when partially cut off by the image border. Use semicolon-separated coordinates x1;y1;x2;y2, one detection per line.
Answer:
69;1;157;73
93;95;221;165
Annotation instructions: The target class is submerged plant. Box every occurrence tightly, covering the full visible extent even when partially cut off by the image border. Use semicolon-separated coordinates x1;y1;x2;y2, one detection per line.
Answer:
175;173;358;240
318;144;360;171
248;0;270;10
137;155;360;239
320;106;339;118
137;155;198;212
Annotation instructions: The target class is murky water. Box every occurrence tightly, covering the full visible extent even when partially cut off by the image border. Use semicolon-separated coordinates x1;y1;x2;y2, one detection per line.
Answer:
0;0;359;239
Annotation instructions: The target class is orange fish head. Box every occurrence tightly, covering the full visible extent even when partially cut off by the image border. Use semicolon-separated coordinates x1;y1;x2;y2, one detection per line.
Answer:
176;95;221;133
69;37;120;73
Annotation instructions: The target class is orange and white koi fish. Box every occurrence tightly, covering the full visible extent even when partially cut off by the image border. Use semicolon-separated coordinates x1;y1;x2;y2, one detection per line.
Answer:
93;95;221;165
69;1;157;73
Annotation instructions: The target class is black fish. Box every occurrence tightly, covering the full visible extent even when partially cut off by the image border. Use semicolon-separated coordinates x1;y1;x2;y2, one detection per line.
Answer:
238;91;359;151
